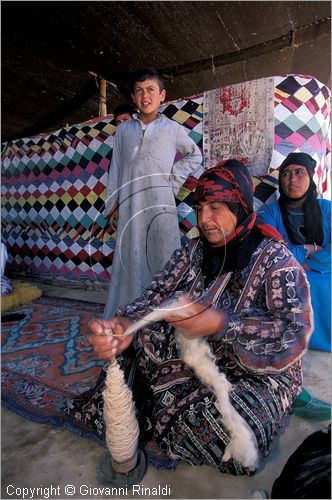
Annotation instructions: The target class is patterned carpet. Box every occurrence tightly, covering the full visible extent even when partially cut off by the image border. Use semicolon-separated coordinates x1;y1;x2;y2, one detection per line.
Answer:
1;295;177;470
1;296;105;426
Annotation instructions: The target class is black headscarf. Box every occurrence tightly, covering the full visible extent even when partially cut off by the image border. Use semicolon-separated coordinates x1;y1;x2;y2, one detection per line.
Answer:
278;152;324;245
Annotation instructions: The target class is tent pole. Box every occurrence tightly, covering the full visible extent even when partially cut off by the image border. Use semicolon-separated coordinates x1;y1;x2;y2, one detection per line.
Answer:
99;78;107;117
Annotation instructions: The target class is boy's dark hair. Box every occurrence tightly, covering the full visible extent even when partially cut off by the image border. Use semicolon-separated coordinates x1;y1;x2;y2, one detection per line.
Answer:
114;103;136;119
130;68;165;92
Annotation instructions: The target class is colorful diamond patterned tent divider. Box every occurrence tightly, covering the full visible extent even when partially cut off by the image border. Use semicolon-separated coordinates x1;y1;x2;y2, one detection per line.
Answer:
1;74;330;284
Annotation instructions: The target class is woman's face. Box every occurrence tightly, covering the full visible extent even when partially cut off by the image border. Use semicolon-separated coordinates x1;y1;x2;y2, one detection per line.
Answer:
280;164;310;199
197;201;238;245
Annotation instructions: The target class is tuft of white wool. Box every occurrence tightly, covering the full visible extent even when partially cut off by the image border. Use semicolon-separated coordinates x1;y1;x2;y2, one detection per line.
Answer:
122;299;258;471
175;333;258;470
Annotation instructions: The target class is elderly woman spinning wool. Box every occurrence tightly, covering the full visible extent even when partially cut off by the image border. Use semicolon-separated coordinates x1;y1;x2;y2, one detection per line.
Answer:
74;159;313;477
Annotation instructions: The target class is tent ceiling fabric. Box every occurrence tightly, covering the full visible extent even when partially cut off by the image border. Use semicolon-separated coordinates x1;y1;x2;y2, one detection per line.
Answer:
2;1;331;141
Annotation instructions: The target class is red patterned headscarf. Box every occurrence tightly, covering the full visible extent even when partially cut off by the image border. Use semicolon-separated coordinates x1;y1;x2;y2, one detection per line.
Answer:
194;159;283;247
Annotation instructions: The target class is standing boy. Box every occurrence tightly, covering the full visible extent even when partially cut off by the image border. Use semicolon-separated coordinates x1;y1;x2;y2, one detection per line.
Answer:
104;68;202;318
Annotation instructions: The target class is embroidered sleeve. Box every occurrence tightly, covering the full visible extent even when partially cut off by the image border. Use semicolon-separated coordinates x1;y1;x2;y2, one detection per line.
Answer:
116;241;200;321
216;244;313;374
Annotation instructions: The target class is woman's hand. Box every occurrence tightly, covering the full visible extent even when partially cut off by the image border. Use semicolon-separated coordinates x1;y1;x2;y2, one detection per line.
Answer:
304;243;322;258
88;316;133;360
164;296;224;338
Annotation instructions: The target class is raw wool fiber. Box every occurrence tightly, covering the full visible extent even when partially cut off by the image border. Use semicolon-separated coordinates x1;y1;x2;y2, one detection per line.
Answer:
1;281;42;313
115;298;258;471
175;332;258;471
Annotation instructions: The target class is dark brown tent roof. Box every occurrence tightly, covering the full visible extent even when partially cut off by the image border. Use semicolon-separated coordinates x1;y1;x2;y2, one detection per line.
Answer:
2;1;331;141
